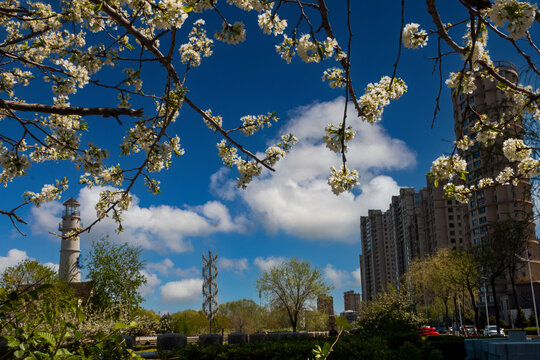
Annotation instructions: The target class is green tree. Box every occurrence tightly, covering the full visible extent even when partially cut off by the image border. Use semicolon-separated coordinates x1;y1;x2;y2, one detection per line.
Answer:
85;237;147;312
0;259;57;291
170;309;207;336
357;286;425;338
218;299;263;333
255;257;331;332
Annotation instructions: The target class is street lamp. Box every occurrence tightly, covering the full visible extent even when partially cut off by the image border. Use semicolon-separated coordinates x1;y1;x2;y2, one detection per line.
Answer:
515;252;539;336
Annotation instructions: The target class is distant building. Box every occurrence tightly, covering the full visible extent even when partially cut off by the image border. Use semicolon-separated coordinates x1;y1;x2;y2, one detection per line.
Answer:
343;290;361;312
317;295;334;316
339;310;358;324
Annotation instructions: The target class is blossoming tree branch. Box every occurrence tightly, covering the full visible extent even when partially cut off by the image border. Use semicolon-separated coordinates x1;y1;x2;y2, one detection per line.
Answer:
0;0;538;235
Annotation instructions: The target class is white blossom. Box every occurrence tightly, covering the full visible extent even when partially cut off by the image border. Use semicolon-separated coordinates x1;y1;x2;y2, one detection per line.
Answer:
495;166;514;184
328;165;359;195
402;23;428;49
488;0;537;40
503;138;531;162
430;154;467;180
358;76;407;124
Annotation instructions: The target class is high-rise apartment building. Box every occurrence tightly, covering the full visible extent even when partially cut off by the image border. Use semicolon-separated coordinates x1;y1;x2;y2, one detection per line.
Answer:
344;290;361;312
317;295;334;316
360;63;540;321
451;63;540;318
360;185;466;301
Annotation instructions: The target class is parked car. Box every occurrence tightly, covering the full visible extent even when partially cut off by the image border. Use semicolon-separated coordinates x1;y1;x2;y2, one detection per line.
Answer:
483;325;505;336
418;326;440;336
460;325;478;337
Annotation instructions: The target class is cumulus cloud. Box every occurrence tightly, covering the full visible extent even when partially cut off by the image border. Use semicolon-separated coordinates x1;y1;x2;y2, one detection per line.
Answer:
30;201;63;236
350;267;362;287
211;98;415;242
0;249;29;273
146;258;199;278
160;278;203;304
253;256;286;272
324;264;362;289
219;257;249;274
31;187;250;253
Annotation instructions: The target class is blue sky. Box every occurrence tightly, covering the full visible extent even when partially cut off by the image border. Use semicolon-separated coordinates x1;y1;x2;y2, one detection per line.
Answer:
0;2;537;315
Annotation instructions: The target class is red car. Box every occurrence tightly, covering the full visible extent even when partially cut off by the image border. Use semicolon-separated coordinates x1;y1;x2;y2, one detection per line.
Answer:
418;327;440;336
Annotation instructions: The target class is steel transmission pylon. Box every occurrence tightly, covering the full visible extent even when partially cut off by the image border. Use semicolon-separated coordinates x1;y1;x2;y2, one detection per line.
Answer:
202;250;218;334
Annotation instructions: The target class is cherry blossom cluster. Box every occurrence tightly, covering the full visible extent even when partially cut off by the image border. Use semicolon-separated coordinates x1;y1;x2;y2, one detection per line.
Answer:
429;155;467;180
322;68;346;89
240;112;279;136
328;165;359;195
402;23;428;49
258;10;287;36
179;19;214;68
215;22;246;44
488;0;537;40
358;76;407;124
323;123;356;153
23;178;69;207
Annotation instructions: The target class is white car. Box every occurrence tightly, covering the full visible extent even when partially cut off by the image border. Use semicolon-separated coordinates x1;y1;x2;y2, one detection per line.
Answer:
483;325;505;336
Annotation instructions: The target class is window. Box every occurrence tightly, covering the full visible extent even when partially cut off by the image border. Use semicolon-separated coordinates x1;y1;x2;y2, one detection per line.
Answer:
469;97;475;104
450;231;455;236
472;219;478;226
473;229;480;235
479;217;487;224
472;210;477;217
451;238;456;244
460;102;466;110
473;151;480;159
470;201;476;208
479;207;486;214
448;207;453;213
473;160;481;168
449;215;454;220
466;155;472;162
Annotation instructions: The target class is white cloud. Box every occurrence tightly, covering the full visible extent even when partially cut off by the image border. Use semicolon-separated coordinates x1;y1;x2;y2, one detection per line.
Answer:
214;98;415;243
219;257;249;274
30;201;63;236
210;168;237;201
325;264;362;290
160;278;203;304
253;256;286;272
350;267;362;287
146;258;199;278
0;249;29;273
139;270;162;296
31;187;250;253
44;262;59;273
324;264;350;289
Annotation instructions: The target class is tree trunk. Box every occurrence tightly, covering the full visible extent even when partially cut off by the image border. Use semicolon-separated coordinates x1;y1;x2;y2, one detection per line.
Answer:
466;279;479;327
443;296;450;330
509;269;524;330
490;275;502;335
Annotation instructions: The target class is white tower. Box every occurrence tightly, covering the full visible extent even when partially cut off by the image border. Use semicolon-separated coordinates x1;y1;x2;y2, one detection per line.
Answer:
59;198;82;282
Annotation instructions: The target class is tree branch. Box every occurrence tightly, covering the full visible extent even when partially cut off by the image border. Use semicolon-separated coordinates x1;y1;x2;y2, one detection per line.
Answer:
0;100;144;118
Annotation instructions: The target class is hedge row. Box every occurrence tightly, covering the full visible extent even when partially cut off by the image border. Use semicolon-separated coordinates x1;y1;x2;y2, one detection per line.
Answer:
160;334;451;360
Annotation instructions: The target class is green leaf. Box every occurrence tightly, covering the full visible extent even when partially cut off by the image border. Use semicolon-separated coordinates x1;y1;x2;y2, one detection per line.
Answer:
14;349;25;358
182;5;194;12
74;330;83;340
56;348;73;355
434;179;439;188
496;81;508;91
37;332;57;347
92;2;103;12
112;322;130;331
317;45;325;61
123;43;134;51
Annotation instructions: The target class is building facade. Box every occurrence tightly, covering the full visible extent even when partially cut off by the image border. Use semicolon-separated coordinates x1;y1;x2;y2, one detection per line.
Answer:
344;290;361;312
